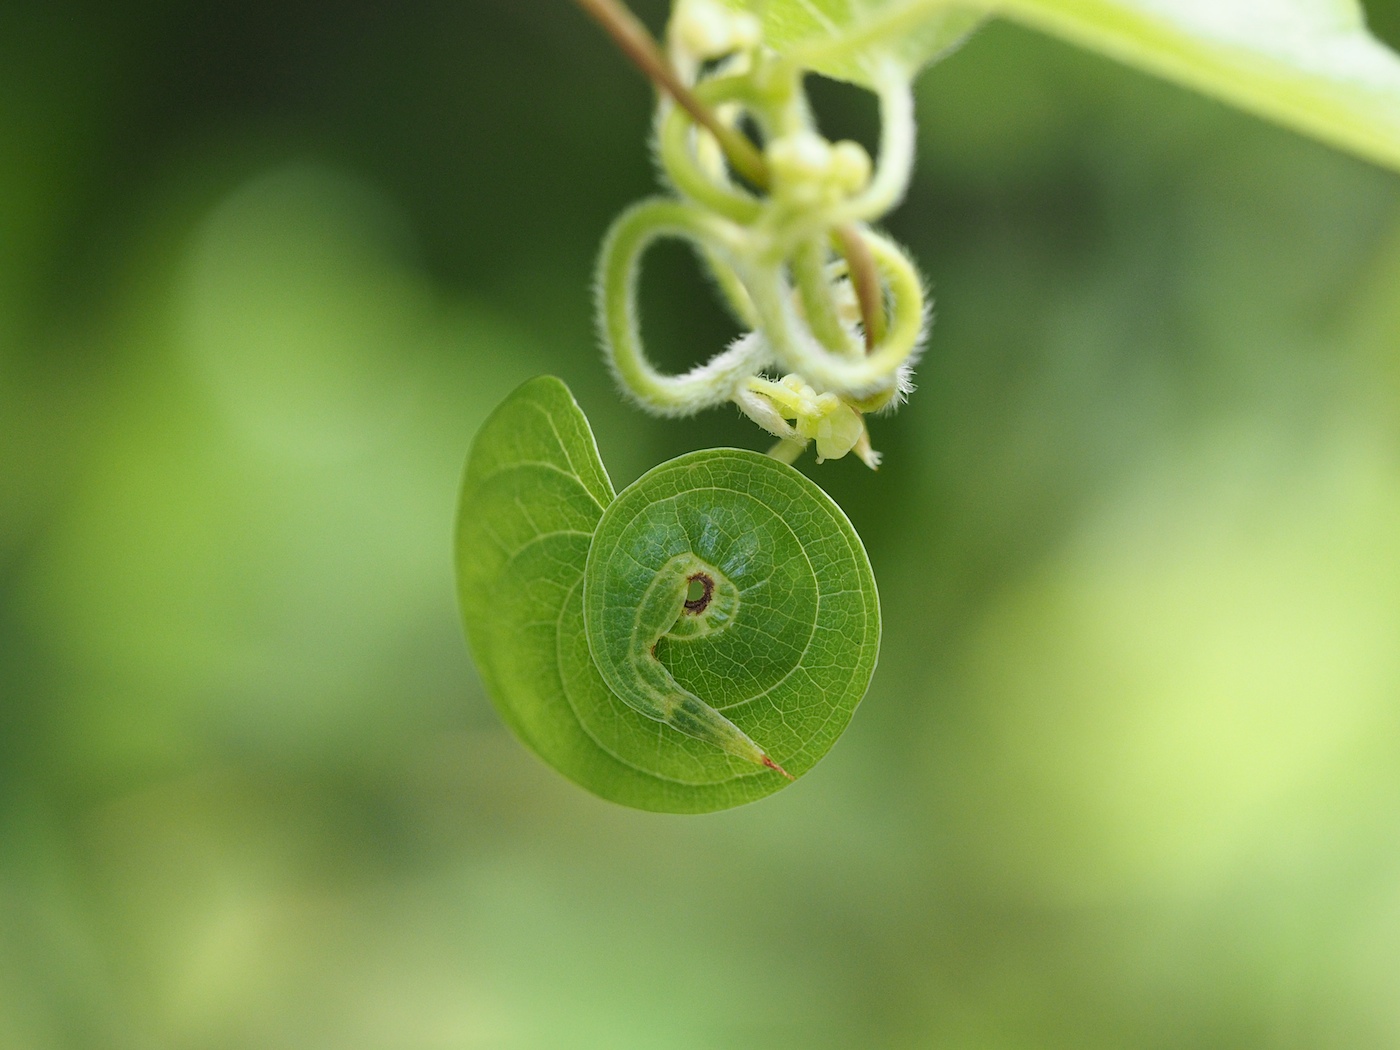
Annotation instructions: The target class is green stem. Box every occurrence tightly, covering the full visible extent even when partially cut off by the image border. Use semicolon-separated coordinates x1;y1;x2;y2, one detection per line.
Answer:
658;86;762;224
743;228;925;395
793;237;858;356
836;66;917;223
597;198;771;415
700;246;761;328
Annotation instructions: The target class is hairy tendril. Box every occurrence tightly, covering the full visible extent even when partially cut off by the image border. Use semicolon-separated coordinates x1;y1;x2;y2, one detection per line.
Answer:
594;0;929;469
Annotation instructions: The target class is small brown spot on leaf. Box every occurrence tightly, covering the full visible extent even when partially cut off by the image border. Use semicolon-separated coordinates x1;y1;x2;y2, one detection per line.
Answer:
683;572;714;614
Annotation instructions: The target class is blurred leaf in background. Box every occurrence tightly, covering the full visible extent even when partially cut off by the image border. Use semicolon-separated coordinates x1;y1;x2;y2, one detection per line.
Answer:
3;0;1400;1047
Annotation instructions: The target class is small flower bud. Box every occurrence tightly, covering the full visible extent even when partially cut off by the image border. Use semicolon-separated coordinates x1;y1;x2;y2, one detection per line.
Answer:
815;403;865;462
674;0;739;58
830;140;873;192
731;12;762;50
673;0;744;59
767;131;834;186
780;373;811;395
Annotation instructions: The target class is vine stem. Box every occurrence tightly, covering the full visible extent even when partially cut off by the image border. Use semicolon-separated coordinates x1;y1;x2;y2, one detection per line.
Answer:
570;0;770;190
836;224;885;351
598;198;769;415
577;0;901;414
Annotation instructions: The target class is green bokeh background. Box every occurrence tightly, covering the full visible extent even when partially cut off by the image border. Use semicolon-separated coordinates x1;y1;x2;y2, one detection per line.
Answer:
5;2;1400;1045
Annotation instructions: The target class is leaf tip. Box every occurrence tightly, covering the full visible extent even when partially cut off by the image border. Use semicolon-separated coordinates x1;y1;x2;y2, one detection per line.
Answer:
762;754;796;781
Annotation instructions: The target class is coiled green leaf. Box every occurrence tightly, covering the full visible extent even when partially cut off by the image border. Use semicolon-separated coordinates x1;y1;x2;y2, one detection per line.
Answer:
456;376;880;812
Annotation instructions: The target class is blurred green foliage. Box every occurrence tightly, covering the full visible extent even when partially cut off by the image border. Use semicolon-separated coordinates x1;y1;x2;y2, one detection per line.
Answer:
3;1;1400;1046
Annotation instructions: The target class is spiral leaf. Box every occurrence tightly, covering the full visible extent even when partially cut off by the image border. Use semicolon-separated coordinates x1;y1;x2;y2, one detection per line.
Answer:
456;376;880;812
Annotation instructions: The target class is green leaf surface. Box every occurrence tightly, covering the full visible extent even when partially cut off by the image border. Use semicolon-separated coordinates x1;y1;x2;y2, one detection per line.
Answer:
455;376;880;812
720;0;986;85
996;0;1400;173
725;0;1400;172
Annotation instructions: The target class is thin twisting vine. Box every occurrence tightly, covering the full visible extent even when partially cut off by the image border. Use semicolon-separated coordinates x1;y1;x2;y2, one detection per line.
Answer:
591;0;930;468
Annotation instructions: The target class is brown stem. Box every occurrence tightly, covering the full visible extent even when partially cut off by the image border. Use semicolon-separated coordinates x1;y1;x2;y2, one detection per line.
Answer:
836;224;885;352
570;0;770;190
